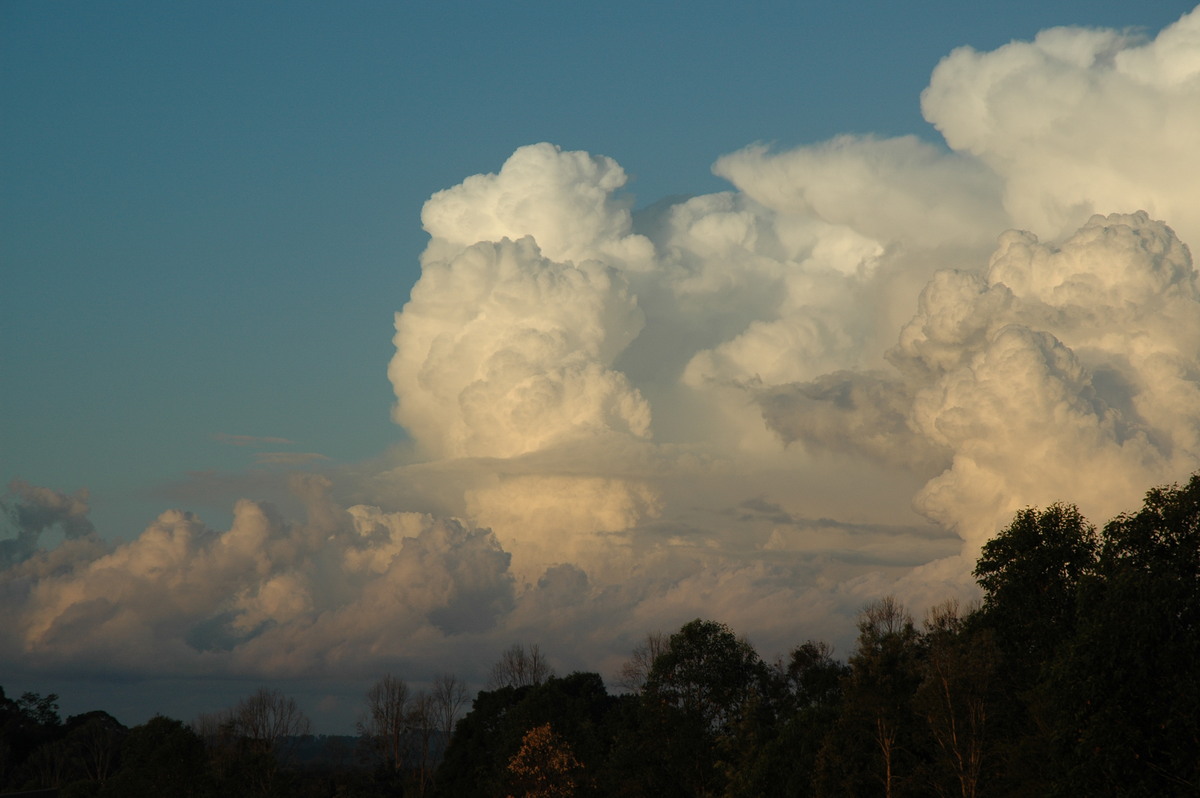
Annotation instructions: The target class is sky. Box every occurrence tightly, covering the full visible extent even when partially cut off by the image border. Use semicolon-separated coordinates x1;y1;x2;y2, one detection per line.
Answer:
2;1;1199;733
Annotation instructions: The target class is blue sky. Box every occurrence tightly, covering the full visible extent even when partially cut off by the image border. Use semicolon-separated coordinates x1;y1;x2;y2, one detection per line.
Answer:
2;1;1198;731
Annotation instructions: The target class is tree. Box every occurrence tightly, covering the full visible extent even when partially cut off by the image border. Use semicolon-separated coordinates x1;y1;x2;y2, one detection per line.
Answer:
973;503;1097;684
430;671;470;743
435;685;530;797
230;687;312;756
819;597;925;798
915;600;997;798
63;711;127;788
644;619;769;734
615;632;668;693
22;737;71;790
436;673;618;798
407;690;438;797
1045;474;1200;795
358;674;410;773
0;688;62;787
781;640;848;712
100;716;215;798
636;619;771;797
17;691;61;728
857;598;922;798
199;687;311;798
967;504;1100;793
488;643;555;690
506;722;583;798
731;640;849;797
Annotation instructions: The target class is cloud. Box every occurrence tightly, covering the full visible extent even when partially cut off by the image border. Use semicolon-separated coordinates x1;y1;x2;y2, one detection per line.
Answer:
0;481;515;677
4;6;1200;720
757;371;949;471
254;452;330;466
713;135;1007;249
389;234;651;461
419;142;655;268
213;434;297;447
1;481;98;567
921;6;1200;246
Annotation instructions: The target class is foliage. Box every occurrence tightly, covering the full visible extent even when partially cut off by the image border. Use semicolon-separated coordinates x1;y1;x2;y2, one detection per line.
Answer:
973;503;1097;685
634;619;772;797
914;601;998;798
99;715;215;797
505;722;583;798
818;597;926;798
732;640;849;797
436;672;617;798
1042;474;1200;795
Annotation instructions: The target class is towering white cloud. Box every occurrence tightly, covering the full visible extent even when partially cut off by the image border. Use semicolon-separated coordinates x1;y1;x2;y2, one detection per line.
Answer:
389;234;651;460
419;142;655;268
922;6;1200;246
4;6;1200;721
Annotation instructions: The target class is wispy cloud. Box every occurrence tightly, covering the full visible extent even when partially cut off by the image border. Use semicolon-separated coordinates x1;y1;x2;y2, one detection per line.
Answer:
213;433;296;448
254;452;330;466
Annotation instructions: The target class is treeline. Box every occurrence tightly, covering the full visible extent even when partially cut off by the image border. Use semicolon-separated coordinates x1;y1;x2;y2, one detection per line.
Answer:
3;474;1197;797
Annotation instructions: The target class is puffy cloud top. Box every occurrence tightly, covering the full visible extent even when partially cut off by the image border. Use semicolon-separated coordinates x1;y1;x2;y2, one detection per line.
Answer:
390;236;650;459
420;142;654;267
922;7;1200;244
987;211;1197;308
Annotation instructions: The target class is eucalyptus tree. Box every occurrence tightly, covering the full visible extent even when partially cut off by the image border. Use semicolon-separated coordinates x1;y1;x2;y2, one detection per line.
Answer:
818;597;926;798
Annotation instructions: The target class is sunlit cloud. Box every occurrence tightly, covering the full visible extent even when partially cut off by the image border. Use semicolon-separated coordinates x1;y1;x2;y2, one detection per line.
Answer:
3;6;1199;708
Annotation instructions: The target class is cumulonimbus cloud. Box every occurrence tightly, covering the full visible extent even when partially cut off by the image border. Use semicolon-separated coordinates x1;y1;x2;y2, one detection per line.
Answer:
3;7;1199;699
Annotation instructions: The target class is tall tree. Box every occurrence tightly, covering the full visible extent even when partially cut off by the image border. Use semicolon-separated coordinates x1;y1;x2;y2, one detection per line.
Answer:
819;597;925;798
435;685;529;798
359;674;411;773
1046;475;1200;795
636;619;771;798
488;643;555;690
407;690;438;797
967;504;1101;792
436;673;618;798
615;632;668;693
973;503;1097;686
431;672;470;742
915;600;997;798
201;687;312;798
722;640;849;798
231;687;312;756
0;688;62;787
63;710;127;787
